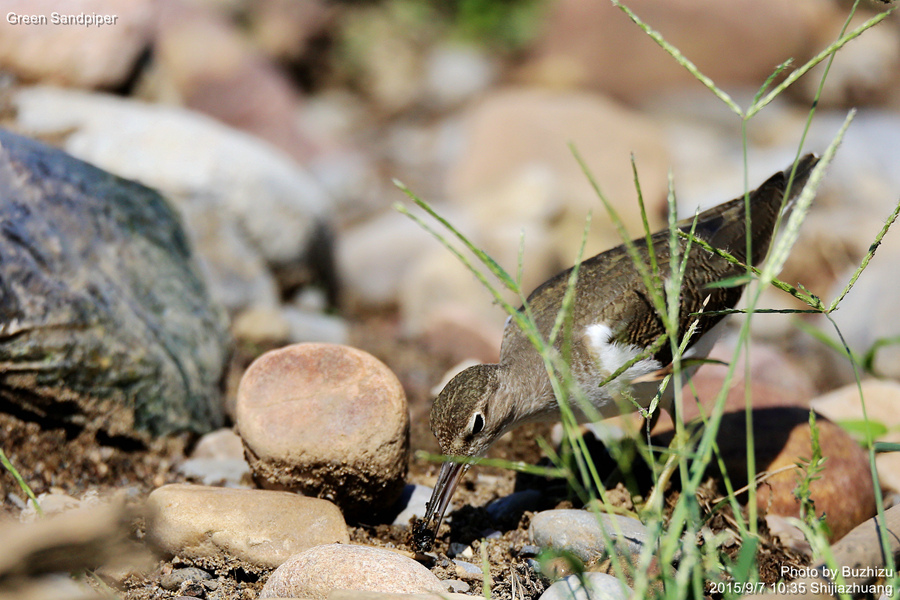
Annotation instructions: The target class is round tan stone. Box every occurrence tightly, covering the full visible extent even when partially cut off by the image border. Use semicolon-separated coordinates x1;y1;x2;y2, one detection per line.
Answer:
236;343;409;518
145;484;349;569
259;544;444;599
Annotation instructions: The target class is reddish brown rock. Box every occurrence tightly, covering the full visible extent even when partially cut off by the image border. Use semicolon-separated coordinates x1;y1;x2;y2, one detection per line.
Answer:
811;380;900;494
236;344;409;519
716;407;876;542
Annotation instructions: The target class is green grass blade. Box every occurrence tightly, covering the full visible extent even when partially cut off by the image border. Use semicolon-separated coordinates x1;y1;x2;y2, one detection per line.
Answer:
611;0;743;116
1;448;42;516
759;112;853;285
746;8;895;118
828;199;900;312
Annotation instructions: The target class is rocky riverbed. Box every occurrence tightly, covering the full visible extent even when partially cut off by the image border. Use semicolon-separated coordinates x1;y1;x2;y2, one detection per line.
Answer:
1;1;900;599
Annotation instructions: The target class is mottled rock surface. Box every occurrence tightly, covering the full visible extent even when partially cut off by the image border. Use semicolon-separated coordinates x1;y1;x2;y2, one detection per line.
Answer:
12;86;335;313
259;544;444;599
0;128;230;437
236;343;409;518
145;484;349;569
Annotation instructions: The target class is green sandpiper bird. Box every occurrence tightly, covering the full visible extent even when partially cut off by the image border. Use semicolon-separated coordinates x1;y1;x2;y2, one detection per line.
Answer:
414;154;819;552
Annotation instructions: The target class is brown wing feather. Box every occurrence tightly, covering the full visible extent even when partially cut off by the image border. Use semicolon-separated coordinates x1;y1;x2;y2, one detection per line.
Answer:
500;154;819;368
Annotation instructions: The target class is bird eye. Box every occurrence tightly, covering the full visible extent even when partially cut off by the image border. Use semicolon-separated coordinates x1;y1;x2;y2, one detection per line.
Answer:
471;412;485;435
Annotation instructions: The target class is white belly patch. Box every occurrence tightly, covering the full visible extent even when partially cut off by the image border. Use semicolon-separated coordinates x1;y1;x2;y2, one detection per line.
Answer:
585;323;663;383
578;323;665;417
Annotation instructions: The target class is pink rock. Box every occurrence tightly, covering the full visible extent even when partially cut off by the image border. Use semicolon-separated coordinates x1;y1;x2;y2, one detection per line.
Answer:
152;0;318;163
523;0;832;102
260;544;443;599
236;343;409;519
0;0;153;88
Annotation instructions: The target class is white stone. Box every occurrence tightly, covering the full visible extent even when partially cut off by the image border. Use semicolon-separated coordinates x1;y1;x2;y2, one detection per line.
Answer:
425;44;496;108
13;86;333;311
539;573;632;600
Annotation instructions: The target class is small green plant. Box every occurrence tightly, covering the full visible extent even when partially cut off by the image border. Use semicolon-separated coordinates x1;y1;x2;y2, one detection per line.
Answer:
445;0;546;50
401;0;898;597
793;411;831;539
0;448;42;516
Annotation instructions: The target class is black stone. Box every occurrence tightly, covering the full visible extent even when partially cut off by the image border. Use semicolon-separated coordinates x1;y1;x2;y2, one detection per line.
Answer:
0;128;231;437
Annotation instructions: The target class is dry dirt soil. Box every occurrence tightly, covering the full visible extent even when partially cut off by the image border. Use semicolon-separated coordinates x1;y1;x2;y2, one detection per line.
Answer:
0;310;806;600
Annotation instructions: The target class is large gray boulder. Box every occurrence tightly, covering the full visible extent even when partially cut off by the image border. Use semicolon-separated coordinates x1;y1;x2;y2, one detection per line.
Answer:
0;128;231;437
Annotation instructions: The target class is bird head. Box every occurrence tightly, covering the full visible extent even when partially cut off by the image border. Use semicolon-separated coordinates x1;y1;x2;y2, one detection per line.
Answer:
414;363;511;551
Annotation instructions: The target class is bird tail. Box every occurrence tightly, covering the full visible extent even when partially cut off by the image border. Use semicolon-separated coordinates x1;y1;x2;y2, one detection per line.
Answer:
699;153;819;266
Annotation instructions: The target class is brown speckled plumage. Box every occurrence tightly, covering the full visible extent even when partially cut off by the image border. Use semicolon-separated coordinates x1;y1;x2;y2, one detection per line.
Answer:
501;153;818;383
416;155;820;551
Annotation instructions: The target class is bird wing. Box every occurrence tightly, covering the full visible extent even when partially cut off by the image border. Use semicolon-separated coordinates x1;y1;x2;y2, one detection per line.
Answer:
501;228;731;369
500;153;819;368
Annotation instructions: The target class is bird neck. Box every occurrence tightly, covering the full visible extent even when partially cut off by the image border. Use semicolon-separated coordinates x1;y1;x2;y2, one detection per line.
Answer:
495;360;558;427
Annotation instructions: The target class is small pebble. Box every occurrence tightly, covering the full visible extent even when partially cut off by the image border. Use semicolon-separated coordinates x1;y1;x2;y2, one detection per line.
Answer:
18;492;80;523
160;567;213;591
191;429;245;460
179;581;206;598
445;579;471;594
452;559;484;581
177;458;250;487
260;543;444;599
391;484;433;526
539;573;632;600
448;542;473;559
529;510;648;563
282;306;350;345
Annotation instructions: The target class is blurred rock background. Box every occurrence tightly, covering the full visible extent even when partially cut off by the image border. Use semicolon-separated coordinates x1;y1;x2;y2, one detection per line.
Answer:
1;0;899;470
1;1;900;595
2;0;899;452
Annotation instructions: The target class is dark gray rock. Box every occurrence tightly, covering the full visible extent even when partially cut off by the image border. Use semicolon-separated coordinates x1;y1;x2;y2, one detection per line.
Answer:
486;489;546;523
0;128;230;437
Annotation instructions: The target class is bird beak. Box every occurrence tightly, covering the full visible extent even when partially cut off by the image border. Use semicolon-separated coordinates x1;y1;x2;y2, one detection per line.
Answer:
414;460;468;552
